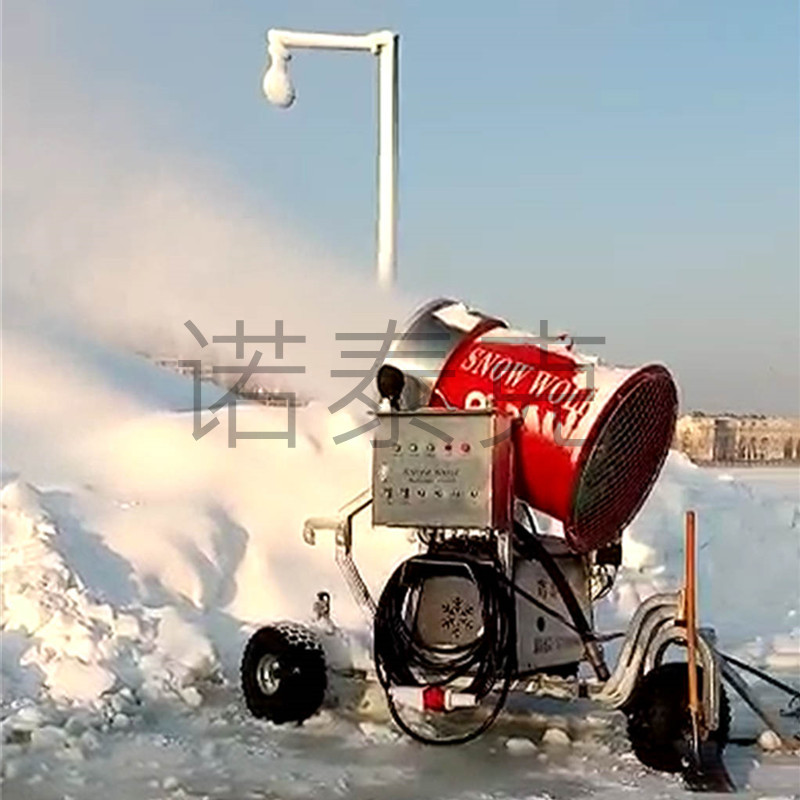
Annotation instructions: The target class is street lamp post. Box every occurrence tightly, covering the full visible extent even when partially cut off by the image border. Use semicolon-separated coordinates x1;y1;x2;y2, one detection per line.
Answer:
262;29;399;290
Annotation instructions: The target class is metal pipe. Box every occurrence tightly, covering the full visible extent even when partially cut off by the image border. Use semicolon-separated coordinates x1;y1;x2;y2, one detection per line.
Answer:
264;29;399;290
268;29;391;52
377;33;398;290
302;489;376;621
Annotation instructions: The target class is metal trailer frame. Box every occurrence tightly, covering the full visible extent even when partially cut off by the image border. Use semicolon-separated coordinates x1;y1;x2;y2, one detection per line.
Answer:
303;489;727;729
300;405;799;754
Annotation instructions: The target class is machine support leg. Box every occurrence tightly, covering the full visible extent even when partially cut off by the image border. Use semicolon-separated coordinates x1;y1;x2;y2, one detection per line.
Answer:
685;510;703;759
678;511;737;793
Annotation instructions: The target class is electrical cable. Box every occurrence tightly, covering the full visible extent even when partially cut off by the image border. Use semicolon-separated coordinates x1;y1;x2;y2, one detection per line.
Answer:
373;553;516;745
718;652;800;702
515;506;611;680
374;507;625;743
491;555;625;643
590;564;618;602
494;569;580;633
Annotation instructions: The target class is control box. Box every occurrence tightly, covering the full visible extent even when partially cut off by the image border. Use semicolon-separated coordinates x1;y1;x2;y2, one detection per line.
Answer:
372;409;512;529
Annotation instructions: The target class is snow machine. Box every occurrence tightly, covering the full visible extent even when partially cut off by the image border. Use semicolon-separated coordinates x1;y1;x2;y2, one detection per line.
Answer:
241;300;800;791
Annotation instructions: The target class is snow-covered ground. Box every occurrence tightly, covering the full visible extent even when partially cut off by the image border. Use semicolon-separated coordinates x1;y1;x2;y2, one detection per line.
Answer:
2;322;799;799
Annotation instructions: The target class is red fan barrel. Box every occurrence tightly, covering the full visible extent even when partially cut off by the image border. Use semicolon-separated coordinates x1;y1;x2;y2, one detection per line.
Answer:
387;300;678;553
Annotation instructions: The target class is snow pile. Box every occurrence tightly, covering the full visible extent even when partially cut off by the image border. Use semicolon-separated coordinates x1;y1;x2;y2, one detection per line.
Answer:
0;323;413;719
1;480;217;708
604;456;800;666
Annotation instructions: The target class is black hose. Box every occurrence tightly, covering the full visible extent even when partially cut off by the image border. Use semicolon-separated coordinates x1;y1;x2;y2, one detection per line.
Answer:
373;554;516;745
719;652;800;701
497;571;578;632
514;507;610;680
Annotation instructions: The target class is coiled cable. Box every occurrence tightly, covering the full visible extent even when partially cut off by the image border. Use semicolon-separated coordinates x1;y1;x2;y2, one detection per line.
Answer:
374;553;516;745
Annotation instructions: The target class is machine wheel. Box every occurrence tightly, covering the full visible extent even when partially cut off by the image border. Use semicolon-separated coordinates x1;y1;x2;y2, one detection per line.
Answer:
240;623;327;724
625;662;731;773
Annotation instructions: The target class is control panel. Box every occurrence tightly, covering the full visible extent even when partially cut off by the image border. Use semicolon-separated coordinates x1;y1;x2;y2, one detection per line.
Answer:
372;409;512;529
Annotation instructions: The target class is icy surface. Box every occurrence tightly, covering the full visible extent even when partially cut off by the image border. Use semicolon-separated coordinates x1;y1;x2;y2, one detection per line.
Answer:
2;324;799;798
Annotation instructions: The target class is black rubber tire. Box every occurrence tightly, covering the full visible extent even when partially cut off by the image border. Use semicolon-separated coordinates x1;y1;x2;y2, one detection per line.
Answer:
625;662;731;773
240;624;327;724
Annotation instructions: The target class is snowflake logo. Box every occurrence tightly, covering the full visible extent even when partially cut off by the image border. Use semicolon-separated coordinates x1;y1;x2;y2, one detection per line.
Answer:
441;595;475;640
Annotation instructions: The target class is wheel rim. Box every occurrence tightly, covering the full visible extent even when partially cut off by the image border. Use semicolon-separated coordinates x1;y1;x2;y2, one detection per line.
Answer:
256;654;282;696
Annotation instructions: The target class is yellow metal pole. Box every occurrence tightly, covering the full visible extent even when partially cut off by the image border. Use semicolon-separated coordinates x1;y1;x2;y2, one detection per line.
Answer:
685;510;702;756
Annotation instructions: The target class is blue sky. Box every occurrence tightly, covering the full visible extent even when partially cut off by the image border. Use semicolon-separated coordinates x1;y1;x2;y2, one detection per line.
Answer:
5;1;799;413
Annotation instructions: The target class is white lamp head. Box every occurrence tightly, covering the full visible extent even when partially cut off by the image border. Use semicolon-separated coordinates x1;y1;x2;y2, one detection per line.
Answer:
263;38;295;108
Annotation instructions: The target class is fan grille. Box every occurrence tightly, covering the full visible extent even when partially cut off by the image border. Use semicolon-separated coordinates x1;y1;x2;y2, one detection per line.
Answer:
567;367;678;553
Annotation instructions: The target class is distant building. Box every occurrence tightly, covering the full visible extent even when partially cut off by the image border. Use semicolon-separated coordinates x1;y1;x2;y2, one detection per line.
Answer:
675;414;800;465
